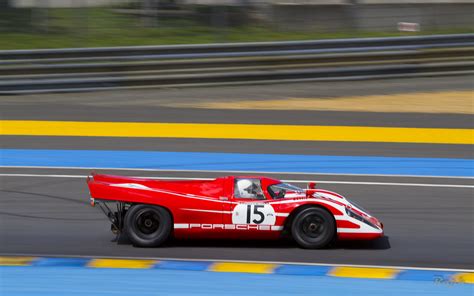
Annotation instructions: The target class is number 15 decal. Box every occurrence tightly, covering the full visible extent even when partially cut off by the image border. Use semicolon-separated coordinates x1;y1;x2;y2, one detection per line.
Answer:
247;205;264;224
232;204;276;225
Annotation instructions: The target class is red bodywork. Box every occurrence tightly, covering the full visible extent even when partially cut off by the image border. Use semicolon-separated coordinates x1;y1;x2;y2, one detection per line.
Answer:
87;174;383;241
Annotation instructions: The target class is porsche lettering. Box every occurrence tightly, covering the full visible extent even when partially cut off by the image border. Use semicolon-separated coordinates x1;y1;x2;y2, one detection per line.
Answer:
186;224;279;231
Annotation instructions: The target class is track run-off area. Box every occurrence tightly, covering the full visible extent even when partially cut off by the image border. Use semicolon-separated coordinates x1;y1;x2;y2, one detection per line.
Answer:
0;76;473;295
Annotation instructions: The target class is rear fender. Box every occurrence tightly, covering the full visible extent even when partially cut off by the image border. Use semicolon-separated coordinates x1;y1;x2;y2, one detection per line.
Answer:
88;180;158;204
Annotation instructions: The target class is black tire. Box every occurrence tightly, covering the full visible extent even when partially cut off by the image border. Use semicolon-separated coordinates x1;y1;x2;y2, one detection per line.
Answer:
124;204;172;247
291;207;336;249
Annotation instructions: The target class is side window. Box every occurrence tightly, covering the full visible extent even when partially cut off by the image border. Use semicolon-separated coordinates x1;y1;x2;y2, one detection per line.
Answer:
268;183;304;199
268;184;285;199
234;179;265;199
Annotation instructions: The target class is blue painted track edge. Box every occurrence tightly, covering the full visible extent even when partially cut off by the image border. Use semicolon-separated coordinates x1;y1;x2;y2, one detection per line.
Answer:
1;149;473;177
2;256;472;283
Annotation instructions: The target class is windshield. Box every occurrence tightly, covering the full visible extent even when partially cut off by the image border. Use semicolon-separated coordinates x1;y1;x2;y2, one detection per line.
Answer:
268;183;304;199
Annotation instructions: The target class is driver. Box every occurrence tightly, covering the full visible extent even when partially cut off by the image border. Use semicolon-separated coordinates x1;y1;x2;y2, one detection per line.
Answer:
236;179;259;198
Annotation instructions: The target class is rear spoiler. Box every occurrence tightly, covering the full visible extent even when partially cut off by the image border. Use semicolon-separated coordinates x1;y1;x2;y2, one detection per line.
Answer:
86;171;96;184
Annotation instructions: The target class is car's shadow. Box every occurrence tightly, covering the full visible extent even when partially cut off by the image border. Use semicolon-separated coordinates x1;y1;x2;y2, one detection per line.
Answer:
332;236;391;250
116;234;391;250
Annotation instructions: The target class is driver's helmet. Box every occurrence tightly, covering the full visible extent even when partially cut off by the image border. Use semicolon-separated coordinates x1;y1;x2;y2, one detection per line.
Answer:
237;179;256;198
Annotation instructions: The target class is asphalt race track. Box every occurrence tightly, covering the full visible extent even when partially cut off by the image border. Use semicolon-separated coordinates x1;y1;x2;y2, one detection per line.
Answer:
1;168;473;269
1;76;473;270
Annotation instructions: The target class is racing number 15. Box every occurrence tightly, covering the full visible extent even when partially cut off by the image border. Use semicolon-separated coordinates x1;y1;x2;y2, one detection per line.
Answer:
246;204;265;224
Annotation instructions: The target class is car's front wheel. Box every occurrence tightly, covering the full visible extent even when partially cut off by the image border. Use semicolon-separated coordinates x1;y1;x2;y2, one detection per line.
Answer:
291;207;336;249
124;204;172;247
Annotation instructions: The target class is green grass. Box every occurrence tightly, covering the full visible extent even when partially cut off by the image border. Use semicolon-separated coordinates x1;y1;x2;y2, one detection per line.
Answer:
0;7;472;50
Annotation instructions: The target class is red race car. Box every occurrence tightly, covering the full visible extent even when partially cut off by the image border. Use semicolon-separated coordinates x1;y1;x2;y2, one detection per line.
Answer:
87;174;383;249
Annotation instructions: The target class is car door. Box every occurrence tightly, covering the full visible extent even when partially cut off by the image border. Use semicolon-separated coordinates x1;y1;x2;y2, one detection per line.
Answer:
223;178;279;238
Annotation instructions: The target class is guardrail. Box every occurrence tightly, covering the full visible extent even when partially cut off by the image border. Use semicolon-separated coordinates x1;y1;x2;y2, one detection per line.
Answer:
0;34;473;94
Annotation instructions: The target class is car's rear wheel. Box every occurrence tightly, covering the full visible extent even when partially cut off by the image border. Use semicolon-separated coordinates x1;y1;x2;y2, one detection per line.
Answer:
291;207;335;249
124;204;172;247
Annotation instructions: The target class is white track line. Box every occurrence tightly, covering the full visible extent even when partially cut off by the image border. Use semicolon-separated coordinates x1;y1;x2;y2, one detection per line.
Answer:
1;174;82;178
1;165;473;179
1;173;473;188
1;253;472;272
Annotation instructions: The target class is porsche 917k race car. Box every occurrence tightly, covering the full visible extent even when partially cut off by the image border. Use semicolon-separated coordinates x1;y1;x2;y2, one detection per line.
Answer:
87;174;383;249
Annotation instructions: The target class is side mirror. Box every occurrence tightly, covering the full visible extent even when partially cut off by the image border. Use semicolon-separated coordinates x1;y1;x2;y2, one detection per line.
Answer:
307;182;317;189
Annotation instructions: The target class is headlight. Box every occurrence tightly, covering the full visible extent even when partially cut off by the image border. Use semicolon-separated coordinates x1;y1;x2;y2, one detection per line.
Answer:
346;198;370;215
345;207;379;229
